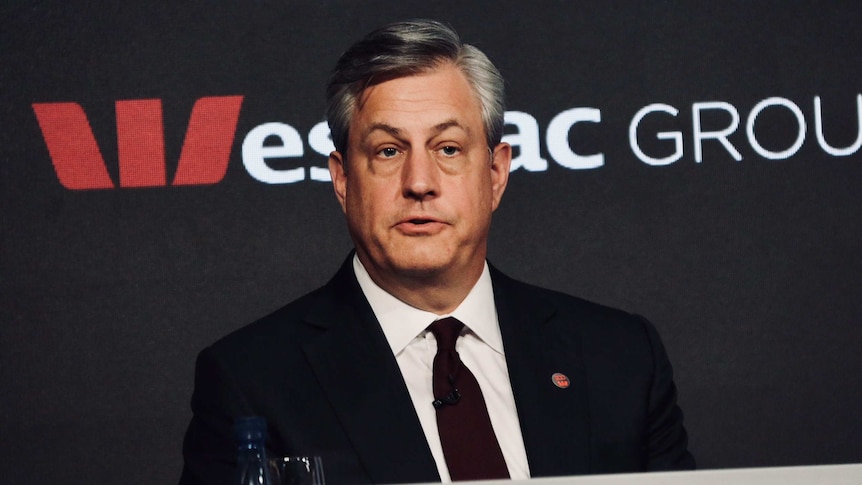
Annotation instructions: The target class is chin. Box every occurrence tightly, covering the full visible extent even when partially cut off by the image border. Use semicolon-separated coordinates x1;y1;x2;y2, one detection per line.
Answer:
384;249;456;278
390;257;451;277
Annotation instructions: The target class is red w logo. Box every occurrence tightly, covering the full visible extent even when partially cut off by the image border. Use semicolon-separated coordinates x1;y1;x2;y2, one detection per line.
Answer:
32;96;244;190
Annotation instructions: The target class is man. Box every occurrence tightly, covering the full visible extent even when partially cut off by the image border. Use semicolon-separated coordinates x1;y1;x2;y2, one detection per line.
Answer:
181;19;694;484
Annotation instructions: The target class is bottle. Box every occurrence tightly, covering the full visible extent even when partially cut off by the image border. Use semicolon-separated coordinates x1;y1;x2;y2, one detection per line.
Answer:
235;416;273;485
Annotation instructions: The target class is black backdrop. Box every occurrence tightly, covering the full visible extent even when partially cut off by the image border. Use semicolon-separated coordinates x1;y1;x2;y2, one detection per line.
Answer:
2;2;861;483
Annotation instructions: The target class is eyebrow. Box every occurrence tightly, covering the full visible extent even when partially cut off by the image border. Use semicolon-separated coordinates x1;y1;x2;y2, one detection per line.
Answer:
362;123;402;140
361;119;470;141
431;119;468;135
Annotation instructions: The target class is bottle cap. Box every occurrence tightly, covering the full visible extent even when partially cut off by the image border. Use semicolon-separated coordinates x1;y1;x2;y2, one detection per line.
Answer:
234;416;267;443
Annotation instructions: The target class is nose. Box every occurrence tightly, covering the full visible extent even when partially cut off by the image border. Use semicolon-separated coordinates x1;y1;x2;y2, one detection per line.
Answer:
401;149;440;200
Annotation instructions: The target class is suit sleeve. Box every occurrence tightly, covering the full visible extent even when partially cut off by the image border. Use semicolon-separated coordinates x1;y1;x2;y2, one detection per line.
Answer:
640;317;697;471
179;347;254;485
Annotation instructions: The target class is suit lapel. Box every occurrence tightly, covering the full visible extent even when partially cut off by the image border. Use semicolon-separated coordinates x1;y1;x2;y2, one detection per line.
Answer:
300;259;439;484
492;267;592;477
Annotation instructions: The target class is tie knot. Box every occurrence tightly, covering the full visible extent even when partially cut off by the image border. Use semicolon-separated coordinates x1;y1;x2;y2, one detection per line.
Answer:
429;317;465;351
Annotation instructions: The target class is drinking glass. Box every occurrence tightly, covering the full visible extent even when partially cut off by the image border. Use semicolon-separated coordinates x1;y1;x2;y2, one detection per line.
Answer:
268;456;325;485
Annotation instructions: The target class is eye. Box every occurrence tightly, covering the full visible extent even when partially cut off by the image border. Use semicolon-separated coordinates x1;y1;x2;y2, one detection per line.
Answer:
439;146;460;157
378;147;400;158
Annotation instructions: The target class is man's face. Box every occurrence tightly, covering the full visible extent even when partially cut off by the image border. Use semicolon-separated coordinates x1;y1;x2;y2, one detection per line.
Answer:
328;62;511;298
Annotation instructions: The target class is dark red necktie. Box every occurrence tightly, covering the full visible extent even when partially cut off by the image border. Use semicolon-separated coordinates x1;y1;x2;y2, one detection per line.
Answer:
429;317;509;481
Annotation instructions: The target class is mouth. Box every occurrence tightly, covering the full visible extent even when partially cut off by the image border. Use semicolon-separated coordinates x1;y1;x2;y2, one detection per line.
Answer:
395;216;446;233
398;214;443;225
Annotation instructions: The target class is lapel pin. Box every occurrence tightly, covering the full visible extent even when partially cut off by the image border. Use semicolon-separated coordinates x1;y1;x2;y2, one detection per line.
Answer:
551;372;570;389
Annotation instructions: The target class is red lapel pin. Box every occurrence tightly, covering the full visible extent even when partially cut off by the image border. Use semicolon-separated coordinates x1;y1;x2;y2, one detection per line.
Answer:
551;372;570;389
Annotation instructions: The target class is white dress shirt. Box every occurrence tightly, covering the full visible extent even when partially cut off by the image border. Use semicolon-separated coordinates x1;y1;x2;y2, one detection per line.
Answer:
353;255;530;482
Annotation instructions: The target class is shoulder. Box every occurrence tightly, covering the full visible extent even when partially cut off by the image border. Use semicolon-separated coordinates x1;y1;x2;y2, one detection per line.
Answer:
490;265;659;354
194;288;327;380
206;256;360;357
491;265;646;325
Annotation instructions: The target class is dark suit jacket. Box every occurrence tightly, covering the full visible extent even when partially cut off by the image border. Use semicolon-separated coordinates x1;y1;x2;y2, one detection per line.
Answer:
180;256;695;484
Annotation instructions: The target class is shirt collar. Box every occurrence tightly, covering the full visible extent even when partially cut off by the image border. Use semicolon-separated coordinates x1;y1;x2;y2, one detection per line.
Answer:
353;254;503;356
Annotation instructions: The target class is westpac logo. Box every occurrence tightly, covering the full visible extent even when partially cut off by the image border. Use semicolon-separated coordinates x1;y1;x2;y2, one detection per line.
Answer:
32;96;244;190
34;93;862;190
33;95;337;191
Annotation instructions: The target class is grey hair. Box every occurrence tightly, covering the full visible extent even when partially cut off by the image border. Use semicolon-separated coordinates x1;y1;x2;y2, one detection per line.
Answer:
326;19;505;155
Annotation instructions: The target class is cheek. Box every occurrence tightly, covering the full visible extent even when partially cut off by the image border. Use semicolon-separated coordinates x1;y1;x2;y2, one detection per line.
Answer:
463;176;494;210
465;183;496;231
345;179;385;227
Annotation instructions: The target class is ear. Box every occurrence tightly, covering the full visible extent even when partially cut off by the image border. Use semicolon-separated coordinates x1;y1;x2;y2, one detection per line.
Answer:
489;142;512;211
328;151;348;213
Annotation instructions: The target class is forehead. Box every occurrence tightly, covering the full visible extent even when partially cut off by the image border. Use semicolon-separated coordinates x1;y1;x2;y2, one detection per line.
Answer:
351;64;484;140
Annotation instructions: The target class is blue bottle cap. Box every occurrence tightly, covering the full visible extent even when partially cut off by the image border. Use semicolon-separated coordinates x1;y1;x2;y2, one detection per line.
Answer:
234;416;267;443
